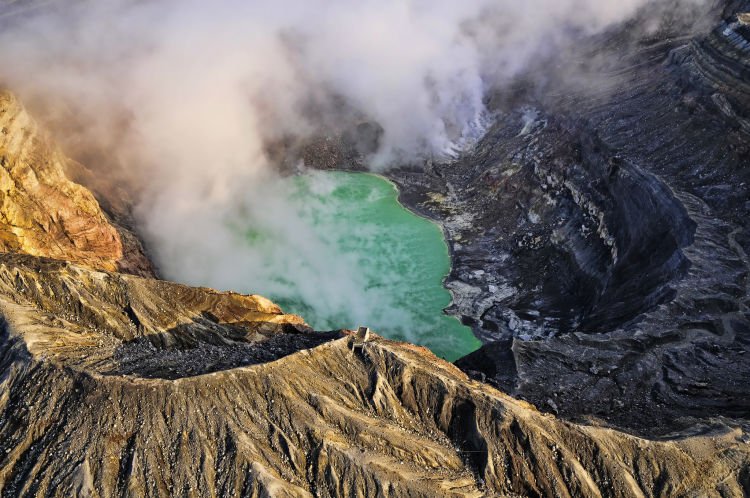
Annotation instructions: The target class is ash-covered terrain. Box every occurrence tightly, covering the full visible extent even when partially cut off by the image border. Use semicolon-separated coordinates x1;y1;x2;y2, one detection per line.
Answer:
295;0;750;437
0;0;749;497
395;0;750;437
1;89;745;497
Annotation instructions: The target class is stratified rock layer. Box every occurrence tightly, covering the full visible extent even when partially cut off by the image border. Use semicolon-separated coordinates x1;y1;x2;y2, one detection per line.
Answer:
0;91;153;277
0;87;746;497
0;1;749;496
384;1;750;437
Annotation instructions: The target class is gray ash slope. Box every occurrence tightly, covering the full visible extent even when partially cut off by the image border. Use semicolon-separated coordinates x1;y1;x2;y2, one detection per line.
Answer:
378;0;750;435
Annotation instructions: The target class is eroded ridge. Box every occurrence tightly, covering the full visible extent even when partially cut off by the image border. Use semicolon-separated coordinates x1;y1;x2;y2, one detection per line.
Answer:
0;254;316;379
1;306;749;496
385;3;750;436
0;3;748;493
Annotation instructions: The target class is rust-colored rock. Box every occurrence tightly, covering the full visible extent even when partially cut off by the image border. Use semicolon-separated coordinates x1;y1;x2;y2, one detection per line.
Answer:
0;91;153;277
0;5;749;493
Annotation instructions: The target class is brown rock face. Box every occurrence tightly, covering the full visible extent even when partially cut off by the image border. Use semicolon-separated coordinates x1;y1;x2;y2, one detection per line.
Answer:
0;255;748;497
0;91;153;277
0;72;748;497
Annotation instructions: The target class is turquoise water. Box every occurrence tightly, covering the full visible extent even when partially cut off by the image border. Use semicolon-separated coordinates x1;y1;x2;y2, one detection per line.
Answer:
234;171;480;361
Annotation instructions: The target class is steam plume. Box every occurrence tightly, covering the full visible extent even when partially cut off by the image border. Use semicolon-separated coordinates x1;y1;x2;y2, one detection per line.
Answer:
0;0;713;333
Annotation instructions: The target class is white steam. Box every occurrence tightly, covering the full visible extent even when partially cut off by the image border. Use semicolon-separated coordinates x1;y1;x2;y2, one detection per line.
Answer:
0;0;711;336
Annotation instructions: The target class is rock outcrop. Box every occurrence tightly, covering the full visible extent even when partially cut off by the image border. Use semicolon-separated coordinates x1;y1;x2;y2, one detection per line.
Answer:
384;0;750;437
0;92;154;278
0;87;746;496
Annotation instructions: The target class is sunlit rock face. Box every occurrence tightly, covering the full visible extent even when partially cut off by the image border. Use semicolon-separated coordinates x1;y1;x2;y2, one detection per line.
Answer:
3;266;748;497
0;0;750;494
0;92;154;278
0;259;746;497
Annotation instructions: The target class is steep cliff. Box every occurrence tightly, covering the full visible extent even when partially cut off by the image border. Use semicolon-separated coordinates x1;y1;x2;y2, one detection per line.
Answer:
0;92;154;278
0;0;750;495
379;1;750;438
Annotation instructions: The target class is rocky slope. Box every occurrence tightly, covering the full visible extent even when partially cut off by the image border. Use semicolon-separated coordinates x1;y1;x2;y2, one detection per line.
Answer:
269;0;750;447
366;1;750;438
0;92;154;278
0;91;747;496
1;258;749;497
273;0;750;438
0;1;749;497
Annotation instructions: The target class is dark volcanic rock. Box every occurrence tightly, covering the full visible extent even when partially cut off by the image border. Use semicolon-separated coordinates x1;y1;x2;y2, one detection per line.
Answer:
225;0;750;438
0;83;748;497
1;1;750;496
383;1;750;435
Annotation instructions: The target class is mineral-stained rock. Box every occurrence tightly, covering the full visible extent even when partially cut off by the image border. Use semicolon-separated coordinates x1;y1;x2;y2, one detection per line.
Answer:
0;88;745;496
0;91;154;278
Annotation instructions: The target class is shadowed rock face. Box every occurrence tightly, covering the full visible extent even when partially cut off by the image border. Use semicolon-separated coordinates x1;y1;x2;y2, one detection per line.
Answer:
0;96;745;497
0;92;745;498
282;0;750;435
382;1;750;436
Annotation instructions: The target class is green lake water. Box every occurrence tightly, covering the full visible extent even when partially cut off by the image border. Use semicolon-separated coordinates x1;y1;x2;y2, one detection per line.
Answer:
236;170;481;361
